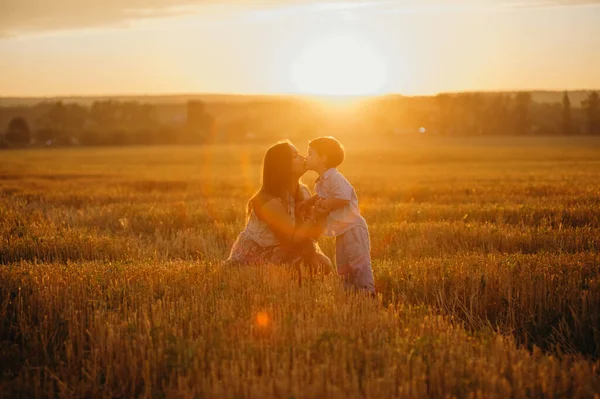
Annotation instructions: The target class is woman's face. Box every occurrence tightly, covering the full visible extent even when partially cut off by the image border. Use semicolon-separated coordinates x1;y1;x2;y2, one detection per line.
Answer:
289;144;307;177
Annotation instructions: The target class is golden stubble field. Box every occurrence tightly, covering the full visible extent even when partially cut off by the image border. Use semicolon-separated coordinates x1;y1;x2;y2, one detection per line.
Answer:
1;135;600;398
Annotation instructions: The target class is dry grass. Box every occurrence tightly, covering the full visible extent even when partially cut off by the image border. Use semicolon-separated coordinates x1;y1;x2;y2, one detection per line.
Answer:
1;135;600;397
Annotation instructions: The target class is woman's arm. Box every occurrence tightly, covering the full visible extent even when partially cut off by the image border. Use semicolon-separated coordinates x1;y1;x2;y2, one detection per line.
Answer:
293;220;323;243
256;199;320;246
296;184;324;241
297;184;312;201
295;184;316;220
255;199;295;241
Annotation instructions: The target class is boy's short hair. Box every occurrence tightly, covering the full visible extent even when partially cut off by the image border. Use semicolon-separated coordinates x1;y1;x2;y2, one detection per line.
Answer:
308;136;345;168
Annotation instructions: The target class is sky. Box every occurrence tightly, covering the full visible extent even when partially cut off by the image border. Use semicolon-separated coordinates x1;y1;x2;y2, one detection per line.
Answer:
1;0;599;97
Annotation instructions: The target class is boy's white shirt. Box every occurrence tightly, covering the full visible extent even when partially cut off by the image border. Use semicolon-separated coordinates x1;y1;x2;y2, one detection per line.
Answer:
314;168;367;237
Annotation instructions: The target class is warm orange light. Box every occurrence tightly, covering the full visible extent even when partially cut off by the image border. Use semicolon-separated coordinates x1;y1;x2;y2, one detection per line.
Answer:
304;94;365;113
256;311;270;327
291;32;388;96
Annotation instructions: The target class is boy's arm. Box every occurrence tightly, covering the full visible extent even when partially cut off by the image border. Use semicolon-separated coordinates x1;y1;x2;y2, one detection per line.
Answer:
316;197;349;212
305;194;320;206
317;174;353;212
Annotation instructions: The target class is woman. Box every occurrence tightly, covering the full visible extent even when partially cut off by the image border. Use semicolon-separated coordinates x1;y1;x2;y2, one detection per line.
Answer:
226;141;331;269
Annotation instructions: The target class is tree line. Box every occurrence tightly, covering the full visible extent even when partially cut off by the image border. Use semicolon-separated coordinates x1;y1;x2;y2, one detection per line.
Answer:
1;91;599;148
1;100;214;147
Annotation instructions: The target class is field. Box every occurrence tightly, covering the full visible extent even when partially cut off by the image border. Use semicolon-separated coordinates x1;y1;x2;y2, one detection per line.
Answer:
1;135;600;398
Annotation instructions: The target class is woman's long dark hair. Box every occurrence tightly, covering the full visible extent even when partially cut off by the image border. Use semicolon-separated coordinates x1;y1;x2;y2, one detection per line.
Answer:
247;141;294;216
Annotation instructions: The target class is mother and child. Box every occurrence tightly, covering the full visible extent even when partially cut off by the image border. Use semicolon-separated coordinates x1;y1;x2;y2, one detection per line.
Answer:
225;136;375;295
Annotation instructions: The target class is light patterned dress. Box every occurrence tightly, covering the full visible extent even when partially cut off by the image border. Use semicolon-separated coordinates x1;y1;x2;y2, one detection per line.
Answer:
226;186;322;265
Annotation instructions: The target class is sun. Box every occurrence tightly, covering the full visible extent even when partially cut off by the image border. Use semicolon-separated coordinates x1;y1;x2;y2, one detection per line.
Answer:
291;33;388;96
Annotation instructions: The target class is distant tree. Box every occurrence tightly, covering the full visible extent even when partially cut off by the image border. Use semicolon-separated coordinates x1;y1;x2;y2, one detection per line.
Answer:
532;102;562;135
434;94;453;135
64;103;87;134
562;92;572;135
42;102;67;131
582;91;600;135
186;101;214;143
120;102;157;132
90;101;119;132
469;93;487;135
453;94;473;135
513;92;532;135
484;94;510;135
5;117;31;144
39;102;87;139
453;93;486;135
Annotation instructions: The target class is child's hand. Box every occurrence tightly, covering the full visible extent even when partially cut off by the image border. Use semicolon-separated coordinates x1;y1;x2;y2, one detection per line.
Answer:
314;199;329;219
296;200;311;220
314;199;328;214
308;207;327;229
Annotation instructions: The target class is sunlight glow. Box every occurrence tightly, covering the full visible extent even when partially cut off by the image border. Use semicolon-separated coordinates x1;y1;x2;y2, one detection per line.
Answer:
256;312;270;328
291;33;388;96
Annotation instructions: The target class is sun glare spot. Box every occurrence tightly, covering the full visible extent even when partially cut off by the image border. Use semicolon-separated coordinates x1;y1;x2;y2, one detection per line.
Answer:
291;32;388;96
256;311;270;327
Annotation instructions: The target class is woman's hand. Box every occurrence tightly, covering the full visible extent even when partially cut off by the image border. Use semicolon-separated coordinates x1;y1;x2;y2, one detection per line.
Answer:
295;200;311;220
314;198;328;214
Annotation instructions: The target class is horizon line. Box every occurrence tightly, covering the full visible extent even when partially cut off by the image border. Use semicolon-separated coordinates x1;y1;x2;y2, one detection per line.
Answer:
2;88;599;101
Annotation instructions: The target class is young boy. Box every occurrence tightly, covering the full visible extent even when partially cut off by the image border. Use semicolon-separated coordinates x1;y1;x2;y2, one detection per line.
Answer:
304;136;375;294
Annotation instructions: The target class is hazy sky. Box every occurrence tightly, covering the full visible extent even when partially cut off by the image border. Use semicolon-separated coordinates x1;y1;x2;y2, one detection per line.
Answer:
1;0;599;96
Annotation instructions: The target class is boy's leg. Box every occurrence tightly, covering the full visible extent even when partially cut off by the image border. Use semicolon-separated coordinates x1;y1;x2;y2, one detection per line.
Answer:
341;226;375;294
335;235;354;288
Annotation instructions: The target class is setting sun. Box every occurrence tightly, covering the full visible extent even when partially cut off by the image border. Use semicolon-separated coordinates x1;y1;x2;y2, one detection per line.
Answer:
290;32;388;96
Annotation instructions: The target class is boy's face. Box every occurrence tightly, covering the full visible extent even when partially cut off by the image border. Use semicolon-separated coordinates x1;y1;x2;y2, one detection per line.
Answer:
305;147;325;171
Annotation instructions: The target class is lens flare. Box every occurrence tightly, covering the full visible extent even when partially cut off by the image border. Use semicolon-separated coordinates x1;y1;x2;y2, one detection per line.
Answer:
256;311;270;327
